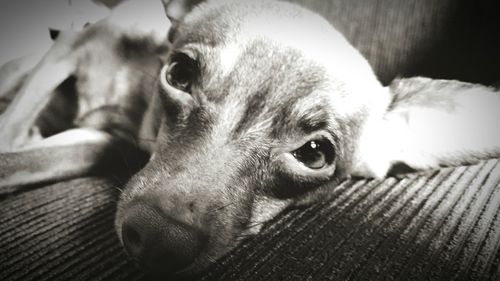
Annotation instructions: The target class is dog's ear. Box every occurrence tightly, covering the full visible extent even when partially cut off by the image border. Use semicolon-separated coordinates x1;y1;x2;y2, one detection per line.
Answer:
163;0;206;41
163;0;205;23
351;77;500;178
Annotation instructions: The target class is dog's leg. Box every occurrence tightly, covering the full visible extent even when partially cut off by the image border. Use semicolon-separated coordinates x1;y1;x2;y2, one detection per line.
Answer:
0;128;111;191
0;0;168;190
352;77;500;178
0;56;34;114
0;32;78;151
0;127;148;192
0;54;42;99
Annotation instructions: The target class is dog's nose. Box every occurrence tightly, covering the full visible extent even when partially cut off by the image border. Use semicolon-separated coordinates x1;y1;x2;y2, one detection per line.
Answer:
121;204;204;274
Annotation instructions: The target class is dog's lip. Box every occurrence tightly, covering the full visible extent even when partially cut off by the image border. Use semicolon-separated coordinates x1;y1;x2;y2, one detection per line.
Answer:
156;247;215;277
119;239;204;278
117;222;203;277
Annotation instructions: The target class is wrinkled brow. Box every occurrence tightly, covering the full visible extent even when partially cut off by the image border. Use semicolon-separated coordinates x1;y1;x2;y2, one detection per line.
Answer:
270;93;332;138
297;106;331;134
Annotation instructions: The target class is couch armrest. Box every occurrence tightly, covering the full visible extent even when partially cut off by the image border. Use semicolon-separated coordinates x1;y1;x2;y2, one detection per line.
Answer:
2;159;499;281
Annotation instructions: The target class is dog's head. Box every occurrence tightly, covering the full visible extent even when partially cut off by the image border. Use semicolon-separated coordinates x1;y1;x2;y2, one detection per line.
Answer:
115;0;390;276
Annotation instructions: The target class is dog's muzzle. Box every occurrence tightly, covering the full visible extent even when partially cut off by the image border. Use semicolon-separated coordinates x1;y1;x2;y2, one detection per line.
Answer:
120;202;206;275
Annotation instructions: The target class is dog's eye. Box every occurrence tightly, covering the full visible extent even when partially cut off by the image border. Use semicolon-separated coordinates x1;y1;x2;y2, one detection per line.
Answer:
165;53;198;93
292;139;334;169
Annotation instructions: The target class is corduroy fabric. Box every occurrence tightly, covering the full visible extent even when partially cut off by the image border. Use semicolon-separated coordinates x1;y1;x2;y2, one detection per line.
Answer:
0;178;144;281
199;159;500;281
1;160;500;281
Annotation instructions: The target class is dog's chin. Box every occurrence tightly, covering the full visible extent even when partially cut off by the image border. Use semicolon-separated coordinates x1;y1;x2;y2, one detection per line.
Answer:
116;226;240;278
171;251;230;278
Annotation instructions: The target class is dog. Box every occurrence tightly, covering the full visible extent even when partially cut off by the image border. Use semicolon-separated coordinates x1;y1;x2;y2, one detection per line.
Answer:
1;0;500;278
0;0;167;188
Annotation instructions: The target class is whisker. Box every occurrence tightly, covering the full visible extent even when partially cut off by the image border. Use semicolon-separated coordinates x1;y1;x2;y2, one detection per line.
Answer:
245;221;265;229
232;233;256;244
206;254;218;264
208;202;236;213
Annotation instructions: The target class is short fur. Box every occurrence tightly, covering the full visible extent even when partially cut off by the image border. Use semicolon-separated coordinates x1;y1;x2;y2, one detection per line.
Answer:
1;0;499;277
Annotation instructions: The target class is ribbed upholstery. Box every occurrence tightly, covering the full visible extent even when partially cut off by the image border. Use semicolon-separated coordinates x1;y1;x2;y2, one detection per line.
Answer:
199;160;500;281
1;160;499;280
0;179;144;281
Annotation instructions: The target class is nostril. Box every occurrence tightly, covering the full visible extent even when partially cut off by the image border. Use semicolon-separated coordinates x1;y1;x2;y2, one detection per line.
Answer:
122;223;143;258
120;203;206;275
125;226;141;246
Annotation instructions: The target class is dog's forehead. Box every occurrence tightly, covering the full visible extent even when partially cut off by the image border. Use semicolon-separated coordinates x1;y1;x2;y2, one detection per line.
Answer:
174;0;376;105
174;1;346;122
177;0;350;63
171;0;385;151
219;40;333;139
174;39;333;150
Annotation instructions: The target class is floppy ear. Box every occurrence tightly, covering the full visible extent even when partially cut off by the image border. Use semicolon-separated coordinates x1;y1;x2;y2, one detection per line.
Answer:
352;77;500;178
0;31;79;151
